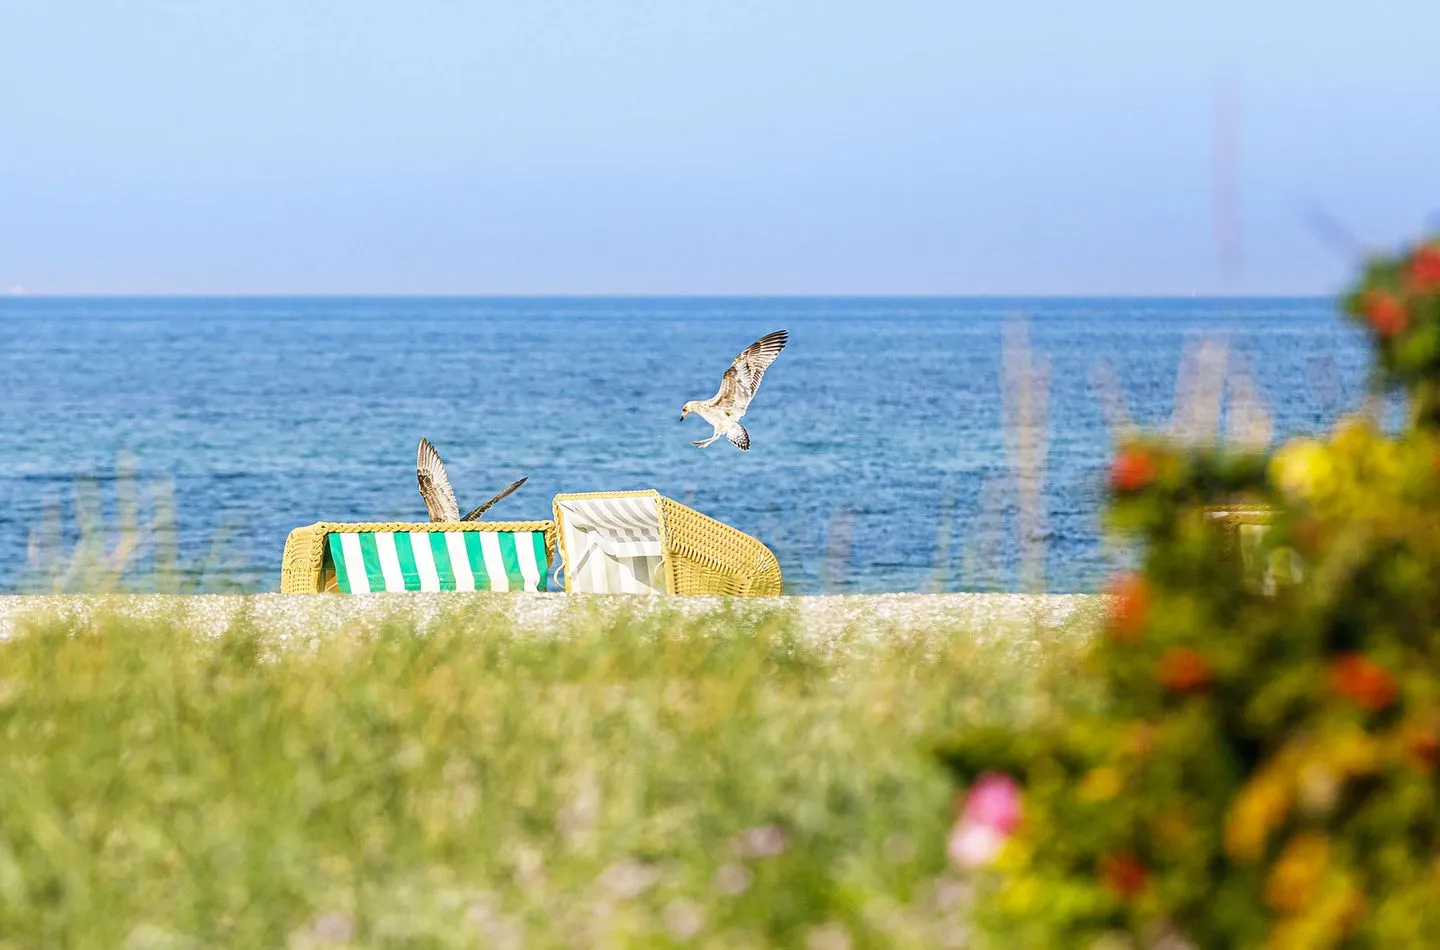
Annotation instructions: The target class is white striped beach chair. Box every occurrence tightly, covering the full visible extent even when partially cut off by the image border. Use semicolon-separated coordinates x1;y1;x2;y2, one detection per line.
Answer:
280;521;557;594
552;490;782;596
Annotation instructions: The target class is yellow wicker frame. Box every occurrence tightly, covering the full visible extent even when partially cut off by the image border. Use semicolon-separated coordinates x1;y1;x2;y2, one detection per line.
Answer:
279;520;558;594
1204;503;1276;562
551;490;782;597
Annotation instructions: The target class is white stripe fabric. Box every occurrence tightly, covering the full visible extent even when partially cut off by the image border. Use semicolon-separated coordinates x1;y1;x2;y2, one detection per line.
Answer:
375;533;405;591
568;531;601;591
516;535;542;592
619;555;653;593
478;531;510;593
339;533;370;593
444;532;476;591
411;532;441;591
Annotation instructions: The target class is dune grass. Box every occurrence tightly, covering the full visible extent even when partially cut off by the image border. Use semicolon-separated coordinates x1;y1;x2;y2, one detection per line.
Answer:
0;600;1095;949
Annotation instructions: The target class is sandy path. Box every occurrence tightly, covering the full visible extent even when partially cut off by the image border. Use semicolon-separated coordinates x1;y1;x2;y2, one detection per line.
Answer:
0;592;1101;645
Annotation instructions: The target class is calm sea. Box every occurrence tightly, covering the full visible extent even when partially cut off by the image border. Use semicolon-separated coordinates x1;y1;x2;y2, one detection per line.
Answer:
0;297;1372;593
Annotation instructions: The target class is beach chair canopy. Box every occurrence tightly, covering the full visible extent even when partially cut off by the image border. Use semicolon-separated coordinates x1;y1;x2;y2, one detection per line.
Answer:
280;521;556;593
552;490;782;596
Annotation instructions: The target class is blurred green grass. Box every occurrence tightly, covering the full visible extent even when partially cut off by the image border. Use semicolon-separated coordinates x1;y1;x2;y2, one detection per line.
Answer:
0;599;1096;949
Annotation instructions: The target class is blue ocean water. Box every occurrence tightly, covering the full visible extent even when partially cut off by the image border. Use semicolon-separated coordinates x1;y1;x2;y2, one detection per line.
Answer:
0;297;1372;593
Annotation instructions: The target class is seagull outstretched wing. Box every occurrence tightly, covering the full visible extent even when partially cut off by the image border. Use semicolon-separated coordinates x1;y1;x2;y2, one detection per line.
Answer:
713;329;788;412
462;476;529;521
417;437;461;522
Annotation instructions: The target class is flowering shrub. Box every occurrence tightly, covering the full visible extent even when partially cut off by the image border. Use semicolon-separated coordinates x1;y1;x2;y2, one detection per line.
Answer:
939;236;1440;948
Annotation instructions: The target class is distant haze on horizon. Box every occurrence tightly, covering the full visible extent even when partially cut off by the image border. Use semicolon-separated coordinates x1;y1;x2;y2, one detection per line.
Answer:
2;1;1437;297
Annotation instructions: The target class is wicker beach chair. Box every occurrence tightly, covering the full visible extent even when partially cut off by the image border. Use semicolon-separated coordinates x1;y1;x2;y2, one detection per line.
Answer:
280;520;557;594
1205;504;1301;589
551;490;782;596
1205;503;1274;564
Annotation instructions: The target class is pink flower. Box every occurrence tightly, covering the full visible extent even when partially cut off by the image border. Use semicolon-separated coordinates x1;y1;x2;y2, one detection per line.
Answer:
947;772;1022;869
963;773;1023;832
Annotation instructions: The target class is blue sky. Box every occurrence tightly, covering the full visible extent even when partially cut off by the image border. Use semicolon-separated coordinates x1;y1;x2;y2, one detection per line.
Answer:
1;1;1437;295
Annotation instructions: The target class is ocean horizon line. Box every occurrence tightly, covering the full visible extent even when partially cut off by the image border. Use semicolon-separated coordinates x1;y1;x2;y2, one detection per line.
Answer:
0;292;1335;302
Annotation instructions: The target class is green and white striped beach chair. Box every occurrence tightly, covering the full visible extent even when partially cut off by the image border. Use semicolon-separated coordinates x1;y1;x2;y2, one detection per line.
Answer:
280;521;557;593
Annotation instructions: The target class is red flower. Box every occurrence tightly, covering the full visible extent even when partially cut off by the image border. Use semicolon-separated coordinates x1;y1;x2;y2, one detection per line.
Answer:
1361;291;1408;337
1107;573;1149;643
1406;243;1440;293
1406;730;1440;772
1329;653;1398;712
1158;647;1213;693
1109;446;1157;493
1099;852;1149;900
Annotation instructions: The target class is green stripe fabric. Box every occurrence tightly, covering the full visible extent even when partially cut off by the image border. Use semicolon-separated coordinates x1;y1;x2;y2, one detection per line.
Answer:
328;533;353;593
462;532;489;589
326;530;546;593
498;532;522;589
357;533;388;593
532;532;549;592
392;532;421;591
429;533;456;589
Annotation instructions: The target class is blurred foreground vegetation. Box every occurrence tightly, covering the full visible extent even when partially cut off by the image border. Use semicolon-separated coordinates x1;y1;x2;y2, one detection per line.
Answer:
0;598;1097;948
938;237;1440;948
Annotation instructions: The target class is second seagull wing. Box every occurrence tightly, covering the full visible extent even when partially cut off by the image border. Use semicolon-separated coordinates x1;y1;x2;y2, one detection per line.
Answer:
462;476;529;521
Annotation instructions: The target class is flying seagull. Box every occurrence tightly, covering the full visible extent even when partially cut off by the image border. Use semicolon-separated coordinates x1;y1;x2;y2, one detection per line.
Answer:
680;329;788;451
416;437;528;522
